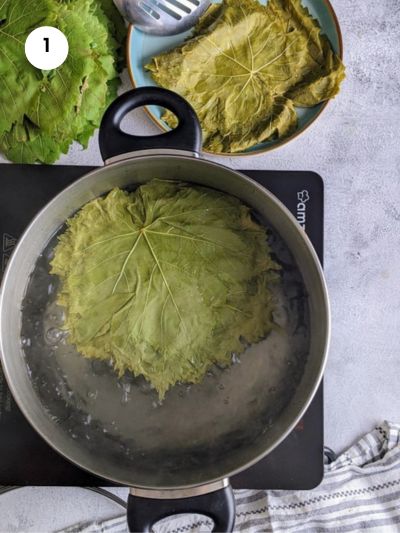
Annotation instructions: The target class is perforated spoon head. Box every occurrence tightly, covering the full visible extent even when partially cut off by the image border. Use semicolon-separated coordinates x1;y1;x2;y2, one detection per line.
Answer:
114;0;211;36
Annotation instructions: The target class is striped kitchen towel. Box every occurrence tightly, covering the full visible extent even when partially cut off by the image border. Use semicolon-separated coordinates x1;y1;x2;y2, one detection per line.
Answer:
62;421;400;533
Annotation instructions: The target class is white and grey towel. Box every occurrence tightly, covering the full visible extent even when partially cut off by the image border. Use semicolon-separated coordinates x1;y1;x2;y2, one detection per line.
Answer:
62;421;400;533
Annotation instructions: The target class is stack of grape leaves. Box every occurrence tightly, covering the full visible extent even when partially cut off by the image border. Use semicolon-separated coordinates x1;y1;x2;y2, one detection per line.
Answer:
147;0;346;153
0;0;125;163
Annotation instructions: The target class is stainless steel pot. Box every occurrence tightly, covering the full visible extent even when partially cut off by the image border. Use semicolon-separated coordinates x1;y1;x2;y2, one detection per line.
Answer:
0;88;330;532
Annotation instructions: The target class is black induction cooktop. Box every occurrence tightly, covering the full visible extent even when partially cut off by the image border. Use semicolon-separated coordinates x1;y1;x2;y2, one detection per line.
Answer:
0;164;324;489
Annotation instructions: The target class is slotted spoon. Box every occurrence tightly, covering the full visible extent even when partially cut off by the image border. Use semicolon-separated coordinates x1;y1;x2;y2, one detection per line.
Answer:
114;0;211;35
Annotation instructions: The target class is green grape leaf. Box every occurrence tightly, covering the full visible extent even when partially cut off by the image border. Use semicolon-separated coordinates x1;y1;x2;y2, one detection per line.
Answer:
51;180;279;399
0;0;52;132
0;117;71;164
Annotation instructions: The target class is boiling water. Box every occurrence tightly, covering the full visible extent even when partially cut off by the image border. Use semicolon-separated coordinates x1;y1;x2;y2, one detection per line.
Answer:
20;222;310;477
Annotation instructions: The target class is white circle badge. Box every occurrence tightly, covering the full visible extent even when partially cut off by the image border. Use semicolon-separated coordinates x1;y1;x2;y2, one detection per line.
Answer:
25;26;69;70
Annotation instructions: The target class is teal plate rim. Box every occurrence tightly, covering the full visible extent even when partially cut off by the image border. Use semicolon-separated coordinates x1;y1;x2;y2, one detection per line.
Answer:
127;0;344;157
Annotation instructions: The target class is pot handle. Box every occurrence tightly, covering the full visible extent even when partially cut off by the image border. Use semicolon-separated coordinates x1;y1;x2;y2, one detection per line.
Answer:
127;484;235;532
99;87;202;162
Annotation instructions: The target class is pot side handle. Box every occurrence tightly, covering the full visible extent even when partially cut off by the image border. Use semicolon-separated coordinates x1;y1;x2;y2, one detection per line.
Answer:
127;485;235;533
98;87;202;162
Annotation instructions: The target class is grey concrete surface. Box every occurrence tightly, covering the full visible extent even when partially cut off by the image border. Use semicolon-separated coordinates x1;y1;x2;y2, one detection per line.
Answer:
1;0;400;529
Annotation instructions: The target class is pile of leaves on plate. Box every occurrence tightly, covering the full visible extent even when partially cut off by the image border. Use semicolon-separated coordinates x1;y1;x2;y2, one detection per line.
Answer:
51;180;280;399
0;0;125;164
146;0;346;153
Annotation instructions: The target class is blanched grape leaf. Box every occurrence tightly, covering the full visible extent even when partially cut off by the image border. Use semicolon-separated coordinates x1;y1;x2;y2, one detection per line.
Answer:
51;180;279;399
146;0;345;153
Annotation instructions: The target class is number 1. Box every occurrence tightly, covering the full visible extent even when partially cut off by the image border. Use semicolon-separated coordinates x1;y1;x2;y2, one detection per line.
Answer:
44;37;49;52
